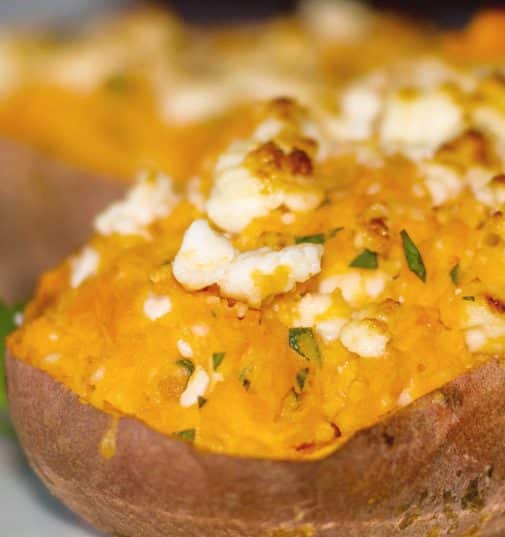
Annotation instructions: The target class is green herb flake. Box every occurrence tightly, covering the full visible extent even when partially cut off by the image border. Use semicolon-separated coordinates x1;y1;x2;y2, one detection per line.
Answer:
288;327;321;362
212;352;225;371
349;249;378;270
450;263;460;285
328;227;344;238
174;428;196;443
401;230;427;282
463;295;475;301
197;396;207;408
296;368;309;392
104;73;130;93
176;359;195;376
295;233;325;245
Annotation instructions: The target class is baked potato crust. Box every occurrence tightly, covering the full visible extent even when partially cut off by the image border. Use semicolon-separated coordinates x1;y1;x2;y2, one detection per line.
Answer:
0;138;126;304
6;352;505;537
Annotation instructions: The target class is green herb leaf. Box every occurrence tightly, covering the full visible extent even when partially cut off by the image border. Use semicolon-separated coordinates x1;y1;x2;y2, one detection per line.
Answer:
401;230;427;282
450;263;460;285
296;368;309;392
104;73;130;93
212;352;225;371
463;295;475;301
197;396;207;408
328;227;344;237
176;359;194;376
0;302;25;411
349;249;378;269
295;233;325;245
288;327;321;362
174;428;196;443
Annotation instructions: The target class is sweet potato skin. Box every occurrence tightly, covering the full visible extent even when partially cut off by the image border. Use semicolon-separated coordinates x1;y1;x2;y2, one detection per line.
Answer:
0;139;126;305
5;352;505;537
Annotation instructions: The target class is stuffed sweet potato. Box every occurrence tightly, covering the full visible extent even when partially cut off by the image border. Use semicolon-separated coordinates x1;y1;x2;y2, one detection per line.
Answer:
7;57;505;535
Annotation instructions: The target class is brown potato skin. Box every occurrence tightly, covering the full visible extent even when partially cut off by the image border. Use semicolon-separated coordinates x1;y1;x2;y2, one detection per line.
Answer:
0;139;126;305
5;352;505;537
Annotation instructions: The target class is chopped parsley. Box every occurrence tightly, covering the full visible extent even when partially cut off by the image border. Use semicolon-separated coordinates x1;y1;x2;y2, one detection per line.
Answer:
197;396;207;408
296;368;309;392
401;230;426;282
328;226;344;237
349;249;378;269
450;263;460;285
288;327;321;362
174;428;196;443
463;295;475;301
295;233;325;245
176;359;195;376
212;352;225;371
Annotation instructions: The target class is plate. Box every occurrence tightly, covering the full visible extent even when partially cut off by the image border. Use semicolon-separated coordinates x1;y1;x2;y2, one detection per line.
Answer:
0;432;102;536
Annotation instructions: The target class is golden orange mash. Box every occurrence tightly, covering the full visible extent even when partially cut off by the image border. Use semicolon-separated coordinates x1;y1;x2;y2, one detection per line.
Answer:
7;4;505;461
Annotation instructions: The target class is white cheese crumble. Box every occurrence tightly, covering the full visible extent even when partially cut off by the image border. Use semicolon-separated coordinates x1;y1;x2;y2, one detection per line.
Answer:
143;293;172;321
379;90;464;160
397;388;413;407
172;220;323;306
191;323;209;337
316;318;348;343
177;339;194;358
467;167;505;209
219;244;323;307
70;246;99;288
186;176;206;211
94;172;178;237
90;367;105;384
339;319;390;358
172;219;237;290
44;353;61;364
462;300;505;353
420;161;464;206
319;271;387;307
179;366;210;408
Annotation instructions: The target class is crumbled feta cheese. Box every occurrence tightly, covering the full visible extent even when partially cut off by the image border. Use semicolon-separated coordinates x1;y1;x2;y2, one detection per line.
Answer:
179;366;210;407
297;293;332;326
207;166;282;233
90;367;105;384
316;318;348;343
397;388;413;407
421;162;463;206
143;293;172;321
380;90;464;160
329;78;382;141
253;117;284;142
191;323;209;337
462;300;505;353
172;219;237;290
70;246;99;288
44;353;61;364
473;106;505;161
14;312;24;327
301;0;372;42
94;172;178;237
281;212;296;225
220;243;323;307
467;167;505;208
161;80;233;124
319;271;387;307
186;176;206;211
177;339;194;358
339;319;390;358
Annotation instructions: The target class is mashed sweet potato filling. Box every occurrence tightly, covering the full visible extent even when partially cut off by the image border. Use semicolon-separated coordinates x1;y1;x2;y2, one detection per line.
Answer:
7;7;505;461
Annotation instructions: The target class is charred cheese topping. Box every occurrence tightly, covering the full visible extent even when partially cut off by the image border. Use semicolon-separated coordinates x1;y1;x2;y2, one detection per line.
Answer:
8;3;505;461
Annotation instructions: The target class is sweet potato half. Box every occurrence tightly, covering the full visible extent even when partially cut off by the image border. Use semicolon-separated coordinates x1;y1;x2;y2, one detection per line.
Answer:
0;138;126;305
5;352;505;537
